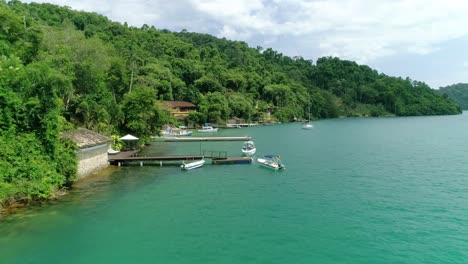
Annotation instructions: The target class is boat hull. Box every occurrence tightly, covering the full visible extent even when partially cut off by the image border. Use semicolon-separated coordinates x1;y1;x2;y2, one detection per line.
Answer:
179;131;193;136
163;130;193;137
197;129;218;132
241;148;257;156
181;159;205;170
241;141;256;156
257;158;285;170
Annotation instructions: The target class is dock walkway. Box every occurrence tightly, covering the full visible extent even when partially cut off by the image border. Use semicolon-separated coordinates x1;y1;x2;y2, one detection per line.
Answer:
110;136;253;167
108;151;251;167
109;154;209;166
153;136;251;142
108;149;140;159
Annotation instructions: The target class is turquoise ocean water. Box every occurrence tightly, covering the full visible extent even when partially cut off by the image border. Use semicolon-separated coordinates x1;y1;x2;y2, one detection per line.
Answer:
1;114;468;263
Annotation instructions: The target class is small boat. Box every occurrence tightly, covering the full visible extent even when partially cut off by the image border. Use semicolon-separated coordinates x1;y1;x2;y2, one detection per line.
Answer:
162;126;193;136
302;93;313;130
241;141;256;156
302;121;313;130
178;130;193;136
197;126;218;133
107;148;120;155
257;155;285;170
177;126;193;136
181;159;205;170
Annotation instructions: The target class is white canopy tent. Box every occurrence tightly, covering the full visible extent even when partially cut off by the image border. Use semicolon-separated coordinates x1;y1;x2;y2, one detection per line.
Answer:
120;134;139;141
120;134;139;150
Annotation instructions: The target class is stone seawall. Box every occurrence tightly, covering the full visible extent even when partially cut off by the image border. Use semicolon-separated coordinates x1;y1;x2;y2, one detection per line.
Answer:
77;144;109;179
77;152;109;179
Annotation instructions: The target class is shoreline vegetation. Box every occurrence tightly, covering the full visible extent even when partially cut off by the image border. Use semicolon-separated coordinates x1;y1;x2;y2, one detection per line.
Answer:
0;163;121;217
438;83;468;110
0;0;462;213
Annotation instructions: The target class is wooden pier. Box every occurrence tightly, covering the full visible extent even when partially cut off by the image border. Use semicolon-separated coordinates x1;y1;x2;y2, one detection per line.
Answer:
108;149;140;159
225;123;258;128
110;136;254;167
109;154;209;167
212;157;252;164
108;151;251;167
153;136;251;142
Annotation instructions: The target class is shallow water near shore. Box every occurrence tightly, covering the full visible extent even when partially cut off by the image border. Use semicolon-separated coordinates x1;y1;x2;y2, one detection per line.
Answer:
2;114;468;263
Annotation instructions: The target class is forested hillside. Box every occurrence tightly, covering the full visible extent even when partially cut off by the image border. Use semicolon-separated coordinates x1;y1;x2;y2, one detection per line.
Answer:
438;83;468;110
0;0;461;204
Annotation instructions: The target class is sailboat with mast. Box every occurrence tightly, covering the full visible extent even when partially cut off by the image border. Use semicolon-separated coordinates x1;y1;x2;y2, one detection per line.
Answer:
302;94;313;130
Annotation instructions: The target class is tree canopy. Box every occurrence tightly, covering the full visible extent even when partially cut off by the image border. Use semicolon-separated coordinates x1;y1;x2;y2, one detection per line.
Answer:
438;83;468;110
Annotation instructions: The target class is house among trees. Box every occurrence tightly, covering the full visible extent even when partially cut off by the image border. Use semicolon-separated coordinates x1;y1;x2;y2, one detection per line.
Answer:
162;101;197;120
227;117;244;127
62;128;112;179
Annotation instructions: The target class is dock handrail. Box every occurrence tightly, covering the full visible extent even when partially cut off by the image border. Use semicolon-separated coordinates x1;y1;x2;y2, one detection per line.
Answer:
202;150;228;159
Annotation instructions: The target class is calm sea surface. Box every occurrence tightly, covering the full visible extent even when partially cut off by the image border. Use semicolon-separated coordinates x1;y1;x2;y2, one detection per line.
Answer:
2;114;468;263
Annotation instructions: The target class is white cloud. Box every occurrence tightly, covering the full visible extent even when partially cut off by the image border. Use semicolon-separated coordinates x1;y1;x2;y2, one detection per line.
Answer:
20;0;468;64
182;0;468;63
186;0;468;87
219;25;253;40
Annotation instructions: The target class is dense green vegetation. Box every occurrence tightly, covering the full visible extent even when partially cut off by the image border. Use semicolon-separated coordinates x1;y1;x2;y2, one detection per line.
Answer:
0;0;461;205
438;83;468;110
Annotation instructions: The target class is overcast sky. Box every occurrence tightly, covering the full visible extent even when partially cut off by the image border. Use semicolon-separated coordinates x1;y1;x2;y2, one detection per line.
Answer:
22;0;468;88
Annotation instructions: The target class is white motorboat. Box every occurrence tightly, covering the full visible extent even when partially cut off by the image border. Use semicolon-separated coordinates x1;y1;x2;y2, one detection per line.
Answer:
197;126;218;133
176;126;193;136
302;121;313;130
257;155;285;170
162;126;193;136
241;141;256;156
302;94;313;130
178;130;193;136
181;159;205;170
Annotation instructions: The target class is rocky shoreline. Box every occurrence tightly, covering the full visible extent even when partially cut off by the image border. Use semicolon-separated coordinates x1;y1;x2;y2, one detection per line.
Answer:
0;188;69;217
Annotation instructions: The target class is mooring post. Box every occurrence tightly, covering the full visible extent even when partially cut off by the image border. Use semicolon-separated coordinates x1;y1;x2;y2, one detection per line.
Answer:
118;162;121;167
160;161;162;167
140;161;143;167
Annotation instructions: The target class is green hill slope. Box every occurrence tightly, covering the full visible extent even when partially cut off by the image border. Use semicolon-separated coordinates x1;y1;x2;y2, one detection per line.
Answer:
438;83;468;110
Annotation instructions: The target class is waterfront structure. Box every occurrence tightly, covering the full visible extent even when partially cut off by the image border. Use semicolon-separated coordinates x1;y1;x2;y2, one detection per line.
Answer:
161;101;197;120
62;128;112;179
227;117;244;127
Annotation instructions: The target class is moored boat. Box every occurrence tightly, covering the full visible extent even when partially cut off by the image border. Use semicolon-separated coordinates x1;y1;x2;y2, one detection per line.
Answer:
302;93;313;130
162;126;193;136
178;130;193;136
257;155;285;170
177;126;193;136
302;121;313;130
197;126;218;133
241;141;256;156
181;159;205;170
